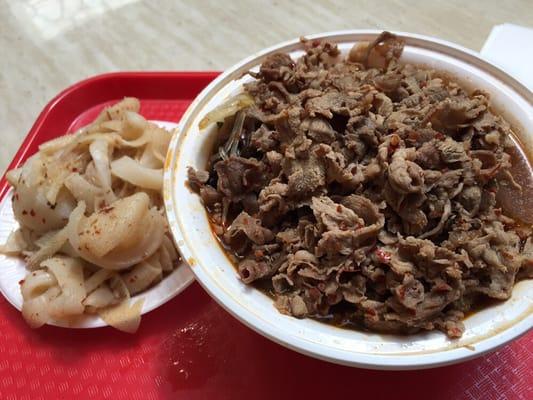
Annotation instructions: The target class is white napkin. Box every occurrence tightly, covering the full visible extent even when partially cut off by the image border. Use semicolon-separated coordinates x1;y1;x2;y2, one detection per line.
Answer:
481;23;533;91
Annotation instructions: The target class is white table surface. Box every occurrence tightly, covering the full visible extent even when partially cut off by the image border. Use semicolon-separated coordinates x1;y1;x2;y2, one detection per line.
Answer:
1;0;532;174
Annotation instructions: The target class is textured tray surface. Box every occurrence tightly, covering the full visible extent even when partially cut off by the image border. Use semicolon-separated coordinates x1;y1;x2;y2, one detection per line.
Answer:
0;72;530;400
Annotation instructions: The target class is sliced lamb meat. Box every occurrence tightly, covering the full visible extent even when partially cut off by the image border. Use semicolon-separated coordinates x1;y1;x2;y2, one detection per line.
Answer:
305;91;350;119
258;52;295;83
425;97;486;133
258;181;290;224
388;148;425;194
311;196;364;232
393;275;425;310
301;117;337;144
187;167;209;191
283;151;326;197
187;167;221;207
363;31;405;70
251;125;278;152
215;156;265;201
438;137;468;163
188;31;532;339
223;211;274;254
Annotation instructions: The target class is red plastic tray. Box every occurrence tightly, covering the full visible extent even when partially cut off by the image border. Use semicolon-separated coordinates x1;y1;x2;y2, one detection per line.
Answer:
0;72;531;400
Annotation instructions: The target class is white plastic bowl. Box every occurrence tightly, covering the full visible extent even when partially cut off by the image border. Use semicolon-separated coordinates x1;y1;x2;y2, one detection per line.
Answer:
164;31;533;369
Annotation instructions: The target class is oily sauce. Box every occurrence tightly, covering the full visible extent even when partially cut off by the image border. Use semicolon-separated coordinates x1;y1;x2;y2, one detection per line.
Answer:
496;133;533;224
205;132;533;330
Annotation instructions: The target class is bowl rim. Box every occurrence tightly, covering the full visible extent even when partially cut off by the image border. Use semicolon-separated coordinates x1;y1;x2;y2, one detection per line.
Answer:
164;30;533;369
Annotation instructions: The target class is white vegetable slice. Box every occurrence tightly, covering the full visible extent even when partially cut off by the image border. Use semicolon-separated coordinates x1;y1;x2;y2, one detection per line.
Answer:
20;269;57;300
42;257;86;319
89;138;112;189
68;194;165;270
198;92;254;129
93;97;140;124
64;173;103;213
0;98;181;332
83;285;118;312
121;111;147;140
27;228;69;269
84;269;113;294
111;156;163;191
98;299;144;334
0;229;27;255
122;258;162;295
21;287;61;328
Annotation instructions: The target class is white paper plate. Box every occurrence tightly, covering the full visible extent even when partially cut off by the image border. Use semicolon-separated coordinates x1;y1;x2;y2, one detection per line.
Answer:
164;31;533;369
0;121;195;329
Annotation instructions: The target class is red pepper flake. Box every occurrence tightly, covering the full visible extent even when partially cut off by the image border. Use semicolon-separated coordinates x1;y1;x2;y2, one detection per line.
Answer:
388;135;400;155
314;146;327;157
100;206;114;214
500;250;514;260
41;218;46;224
308;287;321;301
397;285;406;300
336;205;342;213
434;282;452;292
254;249;264;259
30;209;36;217
71;167;78;172
18;279;25;285
448;327;462;338
374;248;392;264
408;131;419;141
435;132;445;140
365;308;377;317
326;293;339;304
312;39;320;47
22;210;28;215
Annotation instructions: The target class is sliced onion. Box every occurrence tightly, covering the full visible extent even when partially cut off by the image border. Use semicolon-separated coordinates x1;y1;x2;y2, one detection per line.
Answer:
42;256;86;318
0;229;27;255
83;285;118;312
64;173;103;213
122;258;162;295
98;298;143;334
84;269;113;294
198;93;254;130
89;139;112;189
111;156;163;191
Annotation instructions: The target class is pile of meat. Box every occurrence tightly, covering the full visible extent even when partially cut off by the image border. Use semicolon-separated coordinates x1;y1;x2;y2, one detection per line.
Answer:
188;32;533;337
